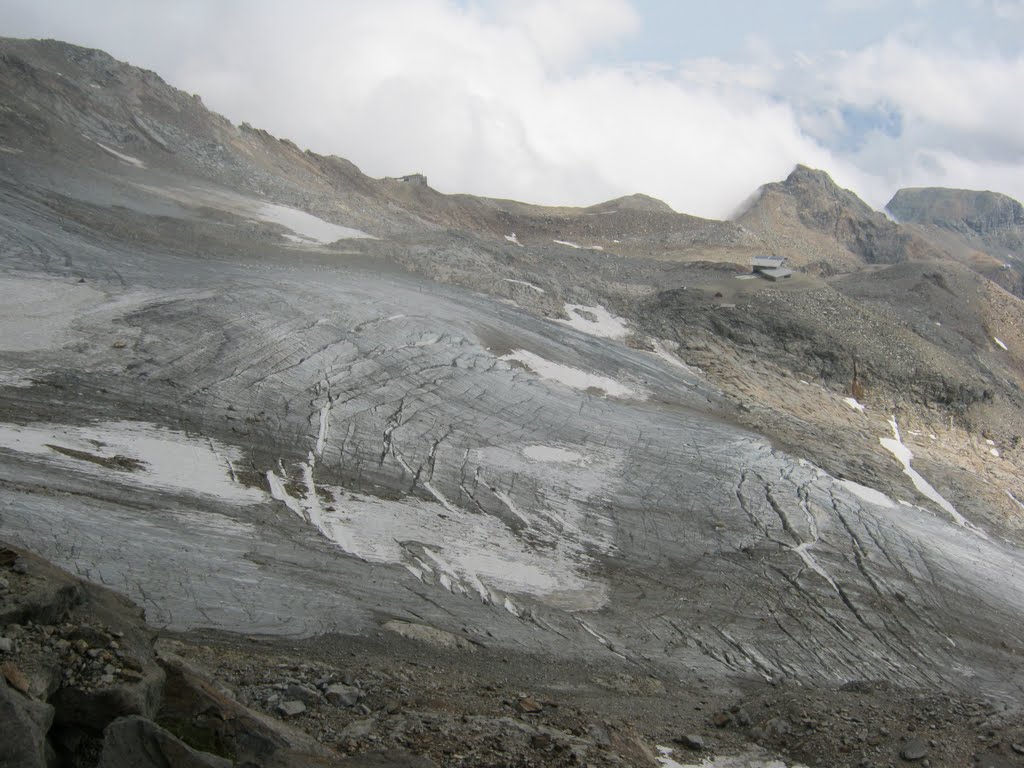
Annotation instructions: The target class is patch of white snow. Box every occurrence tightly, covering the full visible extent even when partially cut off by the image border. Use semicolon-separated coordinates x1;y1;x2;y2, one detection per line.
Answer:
502;278;545;293
994;337;1008;351
257;203;374;243
838;479;896;509
501;349;645;399
879;417;976;532
557;304;630;340
95;142;146;168
0;421;263;503
843;397;866;413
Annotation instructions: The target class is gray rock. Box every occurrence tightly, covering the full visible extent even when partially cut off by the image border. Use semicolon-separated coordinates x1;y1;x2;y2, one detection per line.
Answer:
764;717;790;739
340;718;376;740
276;700;306;718
97;715;232;768
0;676;54;768
335;749;436;767
284;683;323;707
52;666;165;731
325;683;361;707
0;637;12;653
677;734;704;751
157;652;335;765
900;737;929;761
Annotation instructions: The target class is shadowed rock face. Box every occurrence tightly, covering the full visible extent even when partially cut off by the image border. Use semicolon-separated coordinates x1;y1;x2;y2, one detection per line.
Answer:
2;37;1024;743
888;187;1024;244
738;166;938;268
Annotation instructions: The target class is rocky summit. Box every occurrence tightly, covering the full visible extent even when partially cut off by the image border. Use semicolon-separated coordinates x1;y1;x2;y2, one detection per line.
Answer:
2;37;1024;768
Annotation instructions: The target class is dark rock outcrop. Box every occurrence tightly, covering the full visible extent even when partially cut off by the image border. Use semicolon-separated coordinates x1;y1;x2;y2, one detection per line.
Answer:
97;716;232;768
0;675;54;768
0;542;347;767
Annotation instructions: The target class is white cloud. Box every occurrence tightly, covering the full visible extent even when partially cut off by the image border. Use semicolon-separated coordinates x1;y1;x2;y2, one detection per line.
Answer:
795;37;1024;203
1;0;1022;216
992;0;1024;21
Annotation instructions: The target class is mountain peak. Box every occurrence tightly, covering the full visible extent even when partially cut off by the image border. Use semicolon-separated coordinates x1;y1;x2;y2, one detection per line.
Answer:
585;193;675;214
887;187;1024;235
736;164;933;268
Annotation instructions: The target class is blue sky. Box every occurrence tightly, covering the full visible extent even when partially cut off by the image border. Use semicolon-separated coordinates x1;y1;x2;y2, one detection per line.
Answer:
3;0;1023;217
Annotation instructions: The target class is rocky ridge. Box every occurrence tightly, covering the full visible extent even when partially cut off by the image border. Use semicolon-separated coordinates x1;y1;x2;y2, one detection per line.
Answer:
886;187;1024;297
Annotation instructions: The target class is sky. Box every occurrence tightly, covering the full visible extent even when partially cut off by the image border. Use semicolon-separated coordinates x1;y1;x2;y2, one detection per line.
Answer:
2;0;1023;218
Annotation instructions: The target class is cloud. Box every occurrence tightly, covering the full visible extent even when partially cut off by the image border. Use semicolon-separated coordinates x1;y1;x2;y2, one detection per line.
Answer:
792;37;1024;202
1;0;1022;216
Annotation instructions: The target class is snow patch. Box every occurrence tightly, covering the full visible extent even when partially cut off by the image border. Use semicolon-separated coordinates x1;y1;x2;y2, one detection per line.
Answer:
502;278;545;293
648;340;694;372
0;368;36;388
843;397;865;413
994;337;1008;351
0;421;263;504
553;239;604;251
522;445;588;464
504;233;523;247
1007;491;1024;512
95;142;146;168
879;417;977;532
267;473;609;610
557;304;629;340
501;349;645;399
838;479;896;509
257;202;374;243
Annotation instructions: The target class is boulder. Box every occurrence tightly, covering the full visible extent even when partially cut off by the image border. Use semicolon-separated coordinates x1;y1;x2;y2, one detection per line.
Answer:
284;683;323;707
51;665;165;731
0;676;54;768
156;651;337;766
276;700;305;718
0;546;84;626
677;734;704;751
899;737;929;761
324;683;361;708
97;715;232;768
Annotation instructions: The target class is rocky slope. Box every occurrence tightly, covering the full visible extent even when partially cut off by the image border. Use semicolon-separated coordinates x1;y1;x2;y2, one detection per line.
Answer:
736;165;940;272
887;187;1024;297
3;37;1024;768
6;541;1024;768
